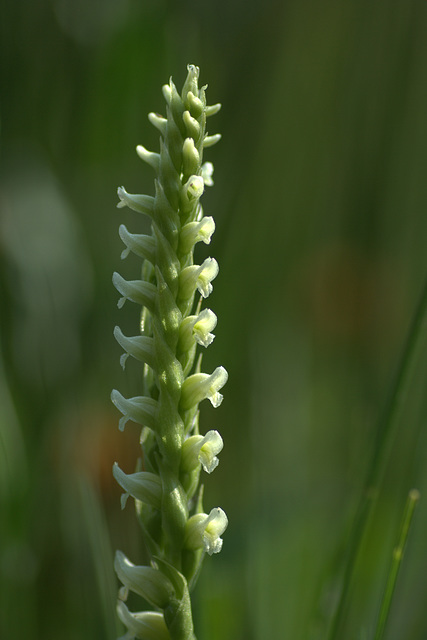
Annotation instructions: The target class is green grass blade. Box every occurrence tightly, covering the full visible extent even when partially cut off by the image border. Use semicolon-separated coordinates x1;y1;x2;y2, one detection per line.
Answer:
373;488;420;640
327;277;427;640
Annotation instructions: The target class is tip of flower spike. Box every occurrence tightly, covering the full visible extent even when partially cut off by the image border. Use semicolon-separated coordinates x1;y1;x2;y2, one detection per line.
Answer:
187;63;200;77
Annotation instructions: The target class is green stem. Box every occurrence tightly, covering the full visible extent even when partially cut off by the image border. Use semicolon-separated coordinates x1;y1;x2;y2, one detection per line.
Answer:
327;276;427;640
373;488;420;640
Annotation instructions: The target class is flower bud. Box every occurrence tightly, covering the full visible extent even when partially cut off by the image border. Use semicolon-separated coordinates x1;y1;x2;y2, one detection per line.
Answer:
203;133;221;148
115;551;173;608
148;111;167;135
185;507;228;555
181;430;223;473
182;110;201;140
205;102;221;117
182;65;200;102
113;463;162;510
182;138;200;177
180;366;228;411
136;145;160;171
117;602;169;640
185;91;204;118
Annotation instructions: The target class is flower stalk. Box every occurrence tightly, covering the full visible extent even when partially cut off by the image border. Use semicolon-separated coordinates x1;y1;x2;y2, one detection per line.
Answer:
112;65;227;640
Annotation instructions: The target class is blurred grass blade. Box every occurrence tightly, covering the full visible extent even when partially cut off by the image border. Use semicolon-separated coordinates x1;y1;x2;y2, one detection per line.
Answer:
328;276;427;640
78;474;121;640
373;489;420;640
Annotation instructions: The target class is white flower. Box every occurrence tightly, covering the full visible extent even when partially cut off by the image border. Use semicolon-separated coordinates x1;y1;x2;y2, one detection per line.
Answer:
185;507;228;555
180;216;215;254
184;175;204;199
201;162;214;186
192;308;217;346
180;366;228;411
179;309;217;351
181;430;224;473
179;258;219;300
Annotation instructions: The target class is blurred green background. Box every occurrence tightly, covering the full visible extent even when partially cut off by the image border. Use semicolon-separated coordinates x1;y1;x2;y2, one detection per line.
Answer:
1;1;427;639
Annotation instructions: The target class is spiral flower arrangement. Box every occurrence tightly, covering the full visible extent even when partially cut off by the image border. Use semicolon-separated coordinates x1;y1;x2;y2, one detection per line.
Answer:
111;65;228;640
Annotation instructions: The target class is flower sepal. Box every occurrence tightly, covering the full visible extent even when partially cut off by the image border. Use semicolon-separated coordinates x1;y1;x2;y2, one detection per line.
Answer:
115;551;174;609
113;463;162;510
117;602;170;640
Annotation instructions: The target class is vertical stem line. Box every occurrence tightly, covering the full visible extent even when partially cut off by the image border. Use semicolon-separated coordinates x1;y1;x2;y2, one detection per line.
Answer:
373;488;420;640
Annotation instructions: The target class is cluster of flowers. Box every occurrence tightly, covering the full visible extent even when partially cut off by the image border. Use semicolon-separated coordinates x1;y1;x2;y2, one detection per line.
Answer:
112;65;228;640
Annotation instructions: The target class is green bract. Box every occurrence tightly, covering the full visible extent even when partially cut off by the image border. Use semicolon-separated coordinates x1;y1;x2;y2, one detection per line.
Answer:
112;65;227;640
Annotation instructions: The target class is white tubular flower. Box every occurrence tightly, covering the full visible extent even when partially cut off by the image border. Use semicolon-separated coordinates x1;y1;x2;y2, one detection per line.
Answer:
192;309;218;346
114;551;173;608
179;309;217;351
181;430;224;473
117;602;170;640
113;463;162;510
180;366;228;411
185;507;228;556
201;162;214;186
183;174;204;199
179;257;219;300
180;217;215;254
117;186;154;216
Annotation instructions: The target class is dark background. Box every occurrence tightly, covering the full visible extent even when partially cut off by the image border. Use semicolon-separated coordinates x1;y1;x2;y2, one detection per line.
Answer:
1;1;427;638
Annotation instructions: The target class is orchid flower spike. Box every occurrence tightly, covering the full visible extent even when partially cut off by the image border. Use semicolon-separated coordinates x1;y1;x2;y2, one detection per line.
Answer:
111;64;227;640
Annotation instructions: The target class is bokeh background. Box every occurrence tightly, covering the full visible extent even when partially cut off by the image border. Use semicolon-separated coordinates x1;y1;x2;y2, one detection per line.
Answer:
1;1;427;639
